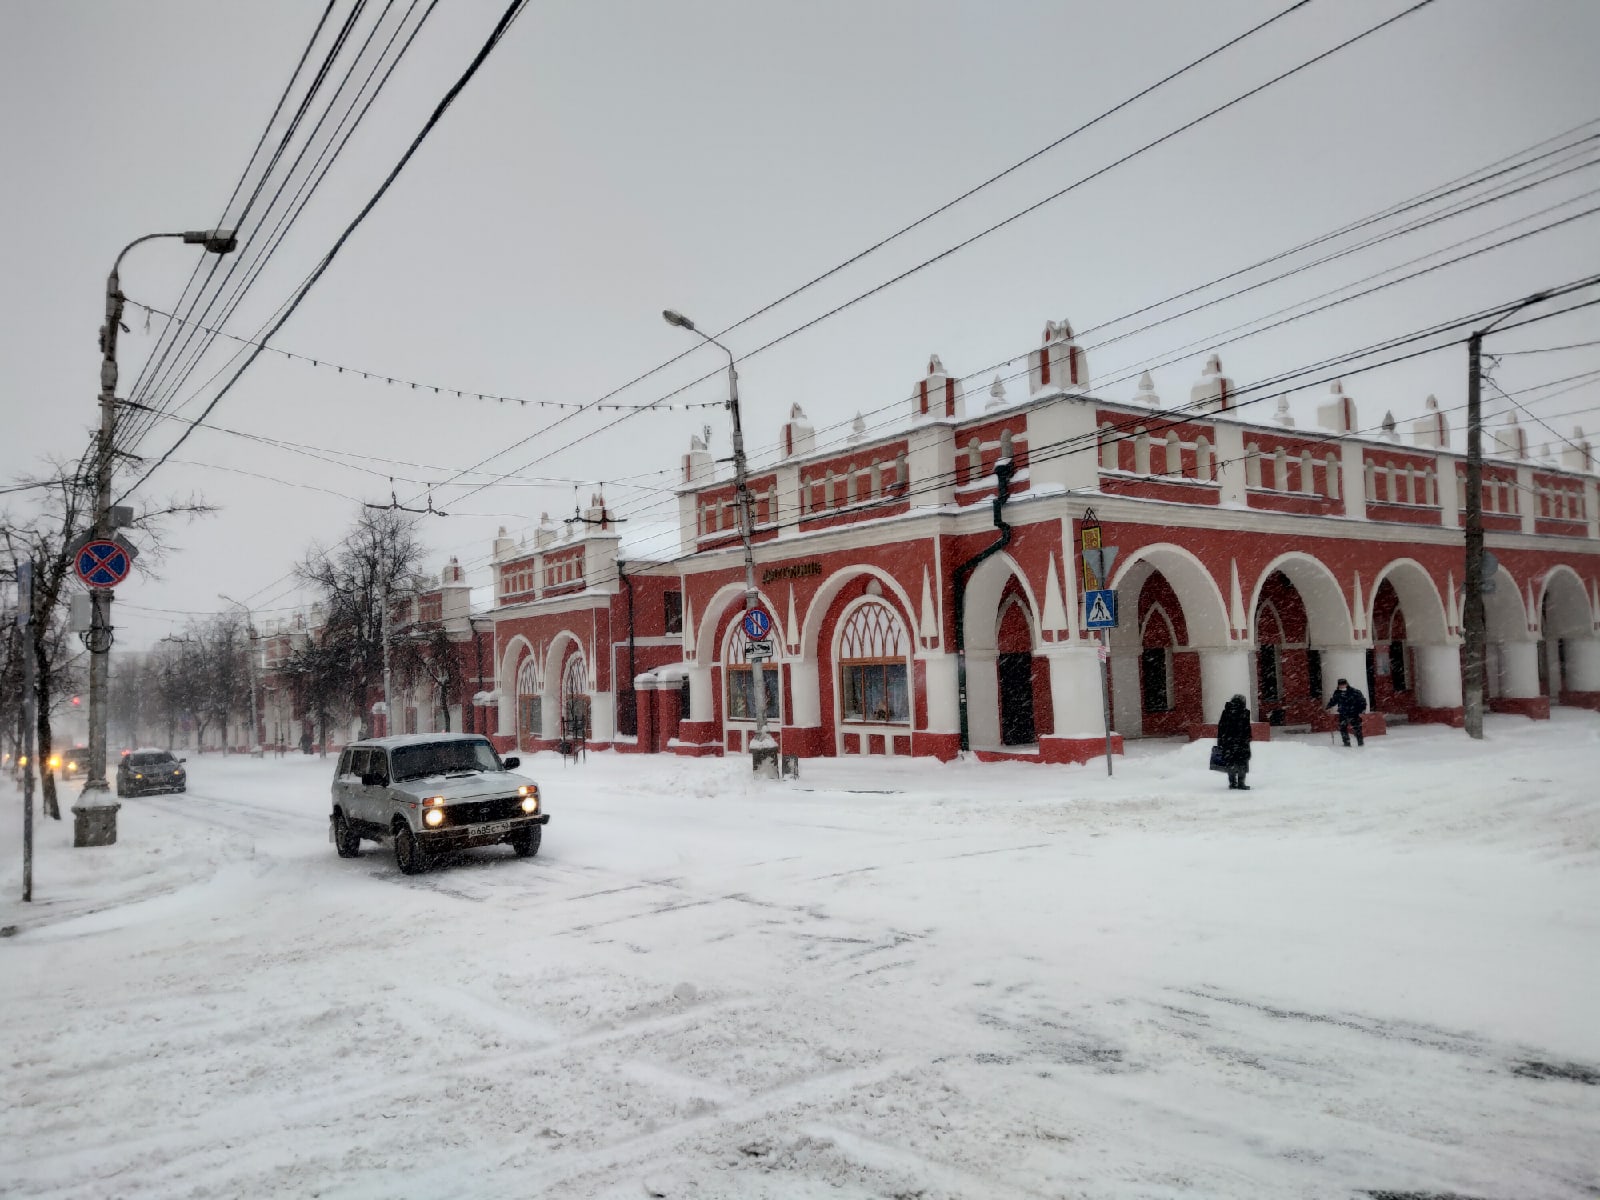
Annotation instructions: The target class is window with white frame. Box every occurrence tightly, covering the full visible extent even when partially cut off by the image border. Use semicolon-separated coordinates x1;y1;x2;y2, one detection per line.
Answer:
724;620;779;721
838;600;910;724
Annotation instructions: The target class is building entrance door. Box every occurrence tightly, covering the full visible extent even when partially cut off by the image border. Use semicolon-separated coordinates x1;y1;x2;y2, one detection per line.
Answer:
998;653;1036;746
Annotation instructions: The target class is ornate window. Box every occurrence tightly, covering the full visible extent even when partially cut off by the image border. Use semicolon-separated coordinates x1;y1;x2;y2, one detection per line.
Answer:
516;655;540;739
1195;436;1212;481
1325;452;1341;500
1134;428;1150;475
1300;451;1315;494
1245;445;1262;489
838;600;910;725
1099;425;1118;471
1166;431;1183;477
724;621;779;722
559;651;589;740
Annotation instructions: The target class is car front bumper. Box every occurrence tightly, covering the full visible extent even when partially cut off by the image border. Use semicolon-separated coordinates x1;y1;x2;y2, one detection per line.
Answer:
418;812;549;851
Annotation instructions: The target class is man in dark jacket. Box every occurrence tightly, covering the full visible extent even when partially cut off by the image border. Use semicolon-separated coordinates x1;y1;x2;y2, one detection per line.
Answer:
1216;694;1252;790
1326;678;1368;746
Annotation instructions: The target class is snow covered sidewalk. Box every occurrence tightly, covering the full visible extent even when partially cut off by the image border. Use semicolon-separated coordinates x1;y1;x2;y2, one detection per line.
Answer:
2;715;1597;1198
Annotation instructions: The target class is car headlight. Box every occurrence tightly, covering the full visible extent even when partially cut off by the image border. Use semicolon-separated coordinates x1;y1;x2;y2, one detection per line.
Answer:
134;773;143;780
521;795;539;813
67;760;78;772
424;808;444;827
173;770;182;776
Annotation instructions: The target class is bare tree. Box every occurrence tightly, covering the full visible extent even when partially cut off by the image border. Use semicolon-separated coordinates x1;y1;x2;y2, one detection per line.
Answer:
296;509;424;739
392;619;465;732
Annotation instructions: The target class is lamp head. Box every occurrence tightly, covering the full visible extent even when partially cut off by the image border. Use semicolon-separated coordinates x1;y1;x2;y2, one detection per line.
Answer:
662;309;695;332
184;229;238;255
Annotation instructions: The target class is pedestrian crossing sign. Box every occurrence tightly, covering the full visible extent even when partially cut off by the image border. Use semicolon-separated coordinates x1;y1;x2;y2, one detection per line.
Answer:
1085;589;1118;629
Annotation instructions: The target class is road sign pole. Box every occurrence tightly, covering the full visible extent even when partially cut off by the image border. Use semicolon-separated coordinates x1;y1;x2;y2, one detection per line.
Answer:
1099;629;1114;778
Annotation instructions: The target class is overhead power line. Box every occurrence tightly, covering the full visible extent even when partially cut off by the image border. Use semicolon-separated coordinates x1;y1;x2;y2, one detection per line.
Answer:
119;0;532;503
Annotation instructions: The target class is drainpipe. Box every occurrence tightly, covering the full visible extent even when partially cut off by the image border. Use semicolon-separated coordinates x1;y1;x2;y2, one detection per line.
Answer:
469;618;487;735
618;559;637;737
952;459;1015;754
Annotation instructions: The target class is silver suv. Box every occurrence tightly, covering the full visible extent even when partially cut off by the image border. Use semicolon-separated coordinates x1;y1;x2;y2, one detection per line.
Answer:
329;733;549;875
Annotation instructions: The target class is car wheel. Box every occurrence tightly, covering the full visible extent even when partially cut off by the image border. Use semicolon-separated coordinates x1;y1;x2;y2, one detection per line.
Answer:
334;810;361;859
394;824;427;875
511;825;541;858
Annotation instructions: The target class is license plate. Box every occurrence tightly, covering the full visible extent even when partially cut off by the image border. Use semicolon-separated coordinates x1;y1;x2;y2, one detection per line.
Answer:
478;820;514;837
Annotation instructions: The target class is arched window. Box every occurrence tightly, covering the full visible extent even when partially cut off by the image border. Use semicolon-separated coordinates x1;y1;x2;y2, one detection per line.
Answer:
999;429;1015;463
559;650;589;741
1100;425;1118;471
1399;466;1413;505
966;437;982;484
1364;461;1377;502
1245;444;1262;489
724;620;780;722
1456;473;1467;511
1195;436;1212;481
870;462;882;497
894;451;909;493
516;655;540;740
1134;428;1151;475
1423;467;1436;506
838;600;910;725
1323;452;1340;500
1273;448;1288;492
1300;451;1315;494
1166;431;1183;477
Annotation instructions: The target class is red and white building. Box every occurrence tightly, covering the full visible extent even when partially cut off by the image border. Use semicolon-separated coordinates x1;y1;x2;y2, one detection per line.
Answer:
476;320;1600;763
265;319;1600;762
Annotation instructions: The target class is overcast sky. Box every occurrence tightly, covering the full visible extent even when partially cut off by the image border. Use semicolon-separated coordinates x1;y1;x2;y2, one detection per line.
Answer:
3;0;1597;647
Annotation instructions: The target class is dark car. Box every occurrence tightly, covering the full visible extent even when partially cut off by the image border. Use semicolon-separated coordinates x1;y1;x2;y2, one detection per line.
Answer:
116;748;187;797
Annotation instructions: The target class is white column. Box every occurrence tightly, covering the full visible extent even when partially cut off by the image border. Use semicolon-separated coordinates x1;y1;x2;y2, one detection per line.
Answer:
1562;637;1600;691
965;648;999;747
589;691;615;741
1110;653;1142;737
497;692;516;737
789;657;821;727
1318;647;1368;704
1044;645;1109;737
921;653;959;734
1414;643;1463;709
1498;640;1541;698
1199;647;1252;723
687;666;714;722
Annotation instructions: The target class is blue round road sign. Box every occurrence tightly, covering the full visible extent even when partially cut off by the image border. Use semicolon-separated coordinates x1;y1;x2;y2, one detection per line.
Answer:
75;540;132;589
742;608;772;640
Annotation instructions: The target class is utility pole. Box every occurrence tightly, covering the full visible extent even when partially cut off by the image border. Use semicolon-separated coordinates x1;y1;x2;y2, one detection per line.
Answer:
81;230;235;835
1462;289;1551;740
219;595;261;755
381;560;394;738
18;559;37;902
663;309;776;776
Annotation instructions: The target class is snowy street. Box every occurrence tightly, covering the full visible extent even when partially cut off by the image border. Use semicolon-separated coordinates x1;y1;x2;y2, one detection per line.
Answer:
2;718;1598;1199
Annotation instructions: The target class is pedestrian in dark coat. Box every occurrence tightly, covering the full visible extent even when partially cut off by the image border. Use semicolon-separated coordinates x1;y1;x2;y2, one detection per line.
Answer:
1216;694;1252;790
1326;678;1368;746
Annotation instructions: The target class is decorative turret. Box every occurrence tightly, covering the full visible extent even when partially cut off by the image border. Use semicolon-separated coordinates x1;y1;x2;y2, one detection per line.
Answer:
1492;411;1528;459
1316;380;1358;433
1410;394;1449;448
1135;370;1160;407
1272;396;1295;428
847;412;867;442
986;375;1008;411
1561;426;1594;473
1028;319;1089;396
780;403;815;457
1379;411;1400;443
534;512;559;549
913;353;964;420
493;526;517;560
1189;353;1235;413
583;490;613;531
682;430;714;483
441;556;465;584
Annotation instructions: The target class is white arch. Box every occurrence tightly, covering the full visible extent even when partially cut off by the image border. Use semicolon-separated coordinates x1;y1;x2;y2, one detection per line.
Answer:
1482;564;1531;642
799;566;918;663
1106;543;1230;648
1248;552;1355;646
1368;557;1450;644
831;593;912;741
695;581;788;666
1538;565;1592;639
997;592;1037;653
961;551;1040;656
499;634;535;696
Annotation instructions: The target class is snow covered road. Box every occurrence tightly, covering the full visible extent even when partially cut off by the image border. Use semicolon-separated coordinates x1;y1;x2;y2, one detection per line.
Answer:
3;716;1598;1198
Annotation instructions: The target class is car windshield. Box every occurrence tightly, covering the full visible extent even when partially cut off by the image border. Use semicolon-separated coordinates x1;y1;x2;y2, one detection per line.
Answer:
131;752;173;765
390;739;501;782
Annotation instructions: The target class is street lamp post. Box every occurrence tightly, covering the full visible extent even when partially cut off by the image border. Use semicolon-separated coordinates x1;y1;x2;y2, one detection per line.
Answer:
219;594;261;756
1462;289;1551;740
80;230;236;842
662;309;777;777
